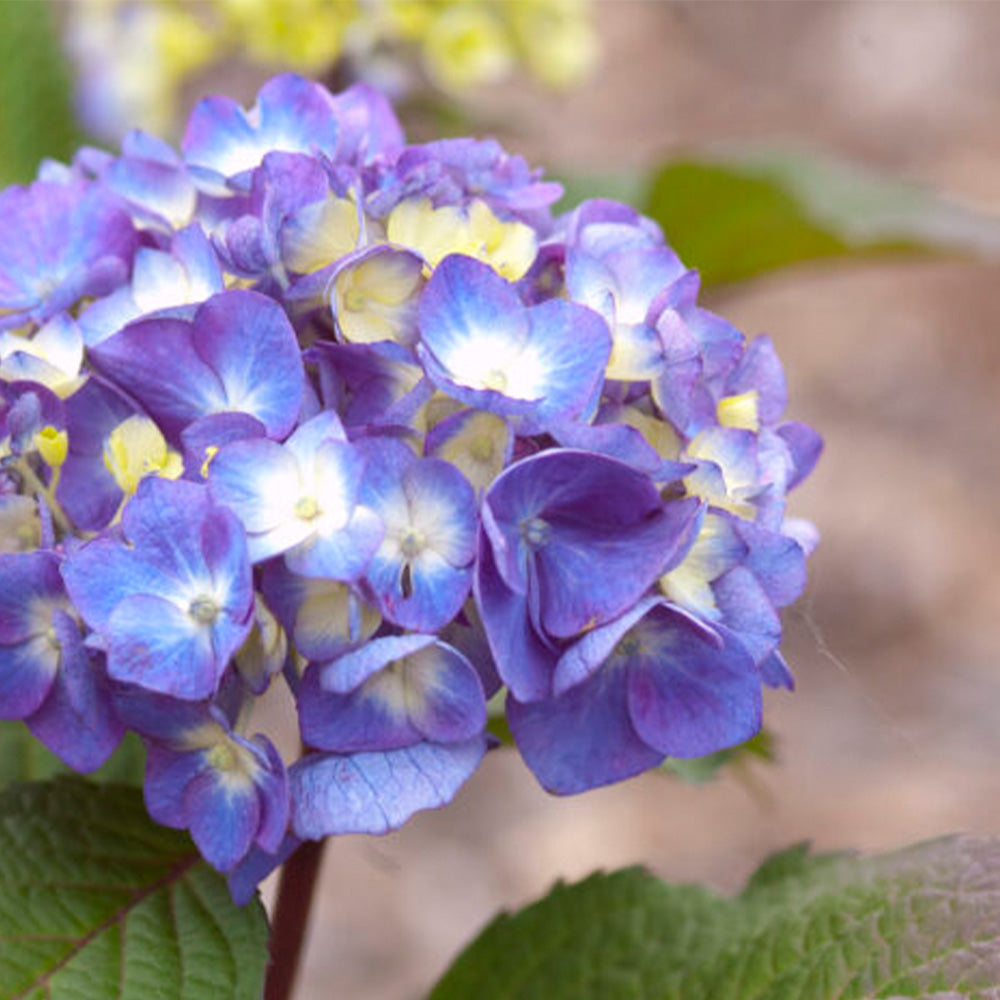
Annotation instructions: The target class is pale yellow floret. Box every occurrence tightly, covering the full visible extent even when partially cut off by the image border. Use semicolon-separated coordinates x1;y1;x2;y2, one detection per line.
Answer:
716;391;760;433
659;515;730;619
509;0;599;89
103;415;184;496
296;579;381;650
465;200;537;281
386;198;536;279
35;427;69;469
432;410;509;493
283;195;361;274
422;4;514;90
334;251;424;345
387;199;471;270
216;0;356;70
235;595;288;691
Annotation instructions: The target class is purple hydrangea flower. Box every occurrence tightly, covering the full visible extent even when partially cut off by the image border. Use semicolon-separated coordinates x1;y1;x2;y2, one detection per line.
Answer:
0;72;821;892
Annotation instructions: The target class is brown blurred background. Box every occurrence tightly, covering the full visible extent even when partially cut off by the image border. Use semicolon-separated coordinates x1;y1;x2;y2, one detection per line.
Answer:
258;3;1000;998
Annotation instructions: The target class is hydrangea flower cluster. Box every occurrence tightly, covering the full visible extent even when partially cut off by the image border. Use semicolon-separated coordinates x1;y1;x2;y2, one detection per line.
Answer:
0;74;820;898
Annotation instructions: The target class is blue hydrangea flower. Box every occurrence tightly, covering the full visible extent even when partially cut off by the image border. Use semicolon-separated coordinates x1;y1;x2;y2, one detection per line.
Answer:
0;180;136;329
116;691;288;872
417;255;611;433
507;598;762;793
62;477;253;700
359;439;477;632
476;448;701;701
90;288;304;442
0;551;123;771
208;409;383;577
298;633;486;752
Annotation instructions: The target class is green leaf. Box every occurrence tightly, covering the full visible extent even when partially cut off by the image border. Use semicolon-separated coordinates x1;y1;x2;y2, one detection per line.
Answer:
0;779;269;999
0;0;81;185
429;836;1000;1000
553;150;1000;289
0;724;146;791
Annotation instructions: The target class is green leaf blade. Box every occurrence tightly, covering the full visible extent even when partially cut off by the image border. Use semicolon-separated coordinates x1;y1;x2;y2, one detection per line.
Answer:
429;837;1000;1000
0;779;269;1000
0;0;81;185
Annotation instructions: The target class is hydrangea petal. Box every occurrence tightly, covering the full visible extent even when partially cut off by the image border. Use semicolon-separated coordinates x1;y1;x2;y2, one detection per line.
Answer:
290;738;487;838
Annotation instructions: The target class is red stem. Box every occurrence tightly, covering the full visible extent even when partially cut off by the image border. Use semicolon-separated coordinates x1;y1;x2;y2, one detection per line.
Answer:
264;838;327;1000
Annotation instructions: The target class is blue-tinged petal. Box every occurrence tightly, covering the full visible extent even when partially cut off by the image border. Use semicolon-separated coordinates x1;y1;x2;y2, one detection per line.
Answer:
89;316;227;443
144;744;209;830
121;477;216;589
190;290;304;440
298;661;421;753
536;496;701;638
777;421;823;491
107;593;218;700
552;595;665;697
104;153;197;232
404;458;477;568
228;834;300;906
182;412;267;478
318;634;435;694
0;551;64;644
185;770;261;872
625;610;761;758
112;687;214;743
202;505;253;618
737;520;806;608
290;738;487;838
283;410;348;466
208;437;300;539
507;664;663;795
329;82;405;163
0;637;59;720
473;536;557;702
61;536;177;631
712;566;781;665
759;650;795;691
183;75;340;187
27;610;123;772
287;504;384;581
404;549;473;631
727;336;787;426
418;253;528;373
250;736;290;854
404;642;486;743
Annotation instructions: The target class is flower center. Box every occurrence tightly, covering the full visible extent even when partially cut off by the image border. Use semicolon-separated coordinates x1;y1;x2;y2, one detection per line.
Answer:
188;596;220;626
343;288;367;313
295;496;320;520
482;368;507;392
521;516;550;549
399;528;426;560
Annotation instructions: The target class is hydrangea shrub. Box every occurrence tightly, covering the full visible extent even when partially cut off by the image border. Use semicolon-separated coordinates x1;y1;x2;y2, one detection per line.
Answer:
0;73;821;898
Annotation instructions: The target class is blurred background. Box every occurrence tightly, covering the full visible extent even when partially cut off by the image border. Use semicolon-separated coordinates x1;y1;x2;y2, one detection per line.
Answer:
5;2;1000;997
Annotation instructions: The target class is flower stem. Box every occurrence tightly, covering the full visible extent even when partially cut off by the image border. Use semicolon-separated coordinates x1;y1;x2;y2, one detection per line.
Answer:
264;838;327;1000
